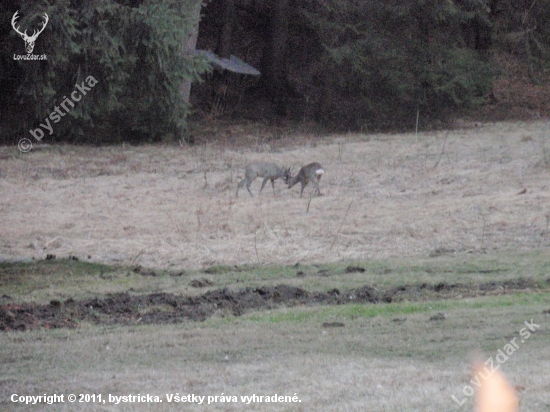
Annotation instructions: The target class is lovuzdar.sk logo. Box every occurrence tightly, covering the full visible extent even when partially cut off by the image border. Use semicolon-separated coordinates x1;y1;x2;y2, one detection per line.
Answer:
11;10;48;60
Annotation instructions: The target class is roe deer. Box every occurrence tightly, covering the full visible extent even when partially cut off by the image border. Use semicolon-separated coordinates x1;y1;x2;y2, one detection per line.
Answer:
286;162;324;197
236;162;290;198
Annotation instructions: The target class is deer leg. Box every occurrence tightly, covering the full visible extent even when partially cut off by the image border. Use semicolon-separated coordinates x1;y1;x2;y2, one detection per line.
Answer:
259;177;269;194
236;179;246;198
271;178;276;194
313;179;321;195
316;175;323;195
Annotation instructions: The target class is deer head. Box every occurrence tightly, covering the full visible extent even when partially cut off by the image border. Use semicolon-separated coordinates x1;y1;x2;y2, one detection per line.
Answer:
12;11;49;54
282;166;293;185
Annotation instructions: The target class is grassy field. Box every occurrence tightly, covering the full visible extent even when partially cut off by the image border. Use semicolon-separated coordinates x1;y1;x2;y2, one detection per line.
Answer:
1;121;550;268
1;254;549;411
1;121;550;410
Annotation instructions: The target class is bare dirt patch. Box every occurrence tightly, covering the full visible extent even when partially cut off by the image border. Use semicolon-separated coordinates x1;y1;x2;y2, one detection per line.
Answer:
1;278;542;332
1;122;550;269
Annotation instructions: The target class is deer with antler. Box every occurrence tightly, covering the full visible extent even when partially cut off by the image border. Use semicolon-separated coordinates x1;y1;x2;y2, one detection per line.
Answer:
11;11;49;54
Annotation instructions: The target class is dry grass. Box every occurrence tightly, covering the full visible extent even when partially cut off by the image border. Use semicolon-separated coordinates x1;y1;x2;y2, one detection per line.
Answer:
1;292;549;411
2;122;550;411
2;121;550;269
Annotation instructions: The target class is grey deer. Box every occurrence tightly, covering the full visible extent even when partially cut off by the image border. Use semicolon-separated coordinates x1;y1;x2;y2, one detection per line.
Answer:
285;162;325;197
236;162;290;198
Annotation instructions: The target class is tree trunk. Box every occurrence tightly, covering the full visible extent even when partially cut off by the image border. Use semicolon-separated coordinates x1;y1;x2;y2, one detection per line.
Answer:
216;0;236;58
260;0;289;116
179;0;202;106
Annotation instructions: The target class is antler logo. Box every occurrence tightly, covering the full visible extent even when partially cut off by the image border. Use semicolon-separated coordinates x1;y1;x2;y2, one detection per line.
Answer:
11;11;49;54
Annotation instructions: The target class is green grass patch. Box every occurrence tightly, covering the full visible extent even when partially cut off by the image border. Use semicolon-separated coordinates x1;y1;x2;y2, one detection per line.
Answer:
0;259;115;297
1;251;549;305
232;291;549;326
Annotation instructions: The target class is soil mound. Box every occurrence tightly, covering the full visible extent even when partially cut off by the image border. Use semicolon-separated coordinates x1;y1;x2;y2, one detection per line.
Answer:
0;279;541;331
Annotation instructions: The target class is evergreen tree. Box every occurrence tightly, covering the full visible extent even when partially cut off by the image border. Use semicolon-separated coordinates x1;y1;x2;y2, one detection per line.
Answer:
1;0;210;144
301;0;496;129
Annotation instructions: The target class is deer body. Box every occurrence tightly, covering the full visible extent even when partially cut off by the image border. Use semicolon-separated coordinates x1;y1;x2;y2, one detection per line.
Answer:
236;162;289;198
287;162;324;197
